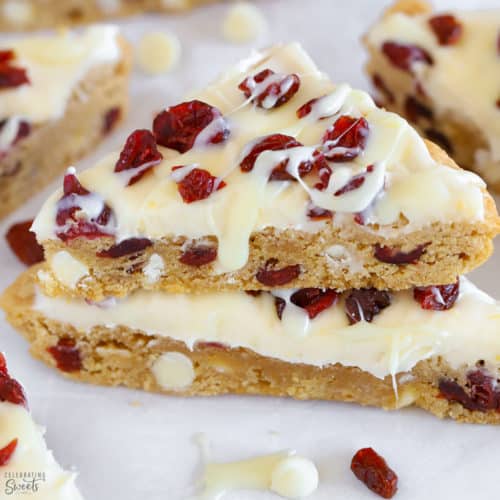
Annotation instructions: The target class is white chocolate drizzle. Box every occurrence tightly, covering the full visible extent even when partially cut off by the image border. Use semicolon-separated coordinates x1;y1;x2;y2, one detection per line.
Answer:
193;446;318;500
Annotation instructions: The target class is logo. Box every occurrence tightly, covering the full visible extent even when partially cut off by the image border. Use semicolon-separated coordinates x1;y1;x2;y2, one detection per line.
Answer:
2;471;46;495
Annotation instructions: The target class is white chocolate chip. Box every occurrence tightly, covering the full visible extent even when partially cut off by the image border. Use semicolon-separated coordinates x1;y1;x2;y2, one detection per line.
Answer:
2;0;33;26
222;2;268;44
270;455;319;499
143;253;164;284
136;32;181;75
50;251;89;289
152;352;195;390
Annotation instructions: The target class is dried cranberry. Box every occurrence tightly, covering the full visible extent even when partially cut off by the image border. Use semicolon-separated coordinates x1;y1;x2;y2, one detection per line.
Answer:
256;259;301;286
296;97;321;119
374;242;429;265
195;341;228;350
5;219;44;266
97;237;152;258
102;106;121;134
496;98;500;109
354;213;366;225
55;170;114;242
245;290;262;297
382;41;433;72
174;167;226;203
239;134;313;181
322;115;370;162
239;68;300;109
429;15;462;45
153;100;230;153
313;155;333;190
334;165;374;197
290;288;339;319
114;129;163;186
0;119;31;150
334;173;365;196
296;95;336;120
0;439;18;466
413;280;459;311
415;81;427;97
404;96;433;123
345;289;391;324
351;447;398;499
371;74;395;104
47;338;82;373
0;355;27;408
0;50;14;63
439;370;500;412
274;296;286;320
0;49;29;89
306;204;333;220
180;244;217;266
424;128;453;154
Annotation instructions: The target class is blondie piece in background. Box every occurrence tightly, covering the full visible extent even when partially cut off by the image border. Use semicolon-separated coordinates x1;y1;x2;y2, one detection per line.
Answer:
0;25;130;219
364;0;500;190
0;0;215;31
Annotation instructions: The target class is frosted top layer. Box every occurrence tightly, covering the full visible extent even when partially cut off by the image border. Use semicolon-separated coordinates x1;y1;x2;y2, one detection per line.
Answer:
34;277;500;380
33;43;485;273
367;9;500;181
0;25;121;123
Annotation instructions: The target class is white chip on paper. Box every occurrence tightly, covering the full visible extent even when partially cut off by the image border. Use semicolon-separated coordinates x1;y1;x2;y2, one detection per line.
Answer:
136;32;181;75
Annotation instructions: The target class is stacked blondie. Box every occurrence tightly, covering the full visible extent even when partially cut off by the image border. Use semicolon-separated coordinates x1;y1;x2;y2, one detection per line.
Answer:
3;43;500;424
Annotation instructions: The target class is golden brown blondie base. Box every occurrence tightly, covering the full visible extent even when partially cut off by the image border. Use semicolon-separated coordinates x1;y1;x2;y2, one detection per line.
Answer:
364;0;500;191
3;267;500;425
40;212;498;300
0;0;216;31
0;40;131;220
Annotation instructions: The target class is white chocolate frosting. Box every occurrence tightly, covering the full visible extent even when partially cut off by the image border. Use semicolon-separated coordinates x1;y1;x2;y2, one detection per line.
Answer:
33;277;500;380
0;402;83;499
0;25;121;124
367;9;500;182
32;43;486;274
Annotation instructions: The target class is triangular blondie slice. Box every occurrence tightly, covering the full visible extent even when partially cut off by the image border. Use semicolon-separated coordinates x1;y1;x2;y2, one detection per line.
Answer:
30;44;500;301
3;266;500;424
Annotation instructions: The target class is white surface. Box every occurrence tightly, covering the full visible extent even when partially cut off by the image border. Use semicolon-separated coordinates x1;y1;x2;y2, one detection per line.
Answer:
1;1;500;499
